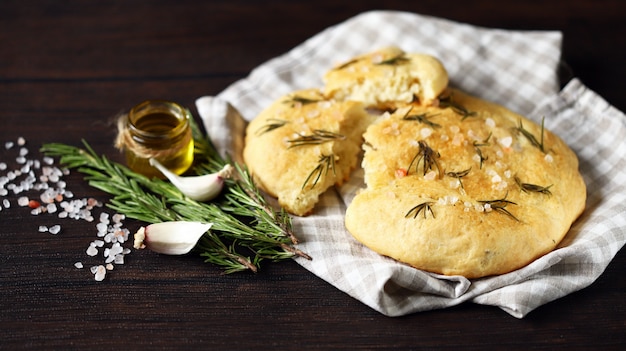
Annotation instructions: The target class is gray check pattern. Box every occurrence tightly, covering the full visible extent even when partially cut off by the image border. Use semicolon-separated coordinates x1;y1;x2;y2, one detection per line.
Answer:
196;11;626;318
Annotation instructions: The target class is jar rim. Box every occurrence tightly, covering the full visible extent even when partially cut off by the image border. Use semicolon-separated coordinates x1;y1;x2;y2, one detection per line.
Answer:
127;100;190;141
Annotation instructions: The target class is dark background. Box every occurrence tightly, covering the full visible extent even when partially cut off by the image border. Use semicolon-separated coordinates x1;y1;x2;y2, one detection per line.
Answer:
1;1;624;350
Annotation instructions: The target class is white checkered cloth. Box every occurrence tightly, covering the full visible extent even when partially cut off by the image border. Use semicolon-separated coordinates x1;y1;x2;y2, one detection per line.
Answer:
195;10;626;318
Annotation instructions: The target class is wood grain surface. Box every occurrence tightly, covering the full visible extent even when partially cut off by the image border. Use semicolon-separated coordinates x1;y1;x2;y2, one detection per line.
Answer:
1;1;624;350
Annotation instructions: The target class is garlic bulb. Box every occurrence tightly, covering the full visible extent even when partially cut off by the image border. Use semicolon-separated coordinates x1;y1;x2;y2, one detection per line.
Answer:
133;221;212;255
149;158;233;201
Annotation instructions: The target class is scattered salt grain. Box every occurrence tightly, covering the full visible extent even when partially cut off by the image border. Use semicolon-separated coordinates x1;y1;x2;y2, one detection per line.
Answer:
96;222;108;234
544;154;554;163
46;203;57;214
1;136;132;282
420;127;433;139
114;255;125;264
424;170;438;181
48;224;61;235
86;244;98;256
499;136;513;148
93;265;106;281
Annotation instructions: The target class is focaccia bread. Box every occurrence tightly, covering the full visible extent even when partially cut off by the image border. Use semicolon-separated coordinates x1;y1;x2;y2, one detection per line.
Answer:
243;88;375;216
345;89;587;278
323;46;449;108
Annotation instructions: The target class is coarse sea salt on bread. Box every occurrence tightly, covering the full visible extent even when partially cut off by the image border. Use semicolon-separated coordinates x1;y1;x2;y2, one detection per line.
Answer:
345;89;587;278
243;88;375;216
323;46;449;109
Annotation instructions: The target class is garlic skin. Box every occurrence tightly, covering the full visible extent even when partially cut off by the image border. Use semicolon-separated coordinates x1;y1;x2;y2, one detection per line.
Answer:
133;221;212;255
149;158;233;201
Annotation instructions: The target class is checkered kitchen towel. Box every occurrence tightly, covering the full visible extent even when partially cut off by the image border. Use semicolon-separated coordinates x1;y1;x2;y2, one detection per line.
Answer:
196;10;626;318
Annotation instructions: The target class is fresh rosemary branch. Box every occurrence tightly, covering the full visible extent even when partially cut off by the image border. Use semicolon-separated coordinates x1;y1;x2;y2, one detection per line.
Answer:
287;129;346;148
40;141;258;273
41;118;310;273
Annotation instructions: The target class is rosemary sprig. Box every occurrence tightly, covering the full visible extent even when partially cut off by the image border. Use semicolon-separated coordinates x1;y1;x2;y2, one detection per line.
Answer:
516;117;546;153
446;168;471;190
287;129;346;148
402;109;441;128
375;54;410;66
41;121;310;273
439;94;477;119
514;176;553;195
283;95;321;107
478;194;519;221
255;118;288;136
407;140;442;177
473;132;492;169
39;141;253;273
302;154;335;190
405;201;435;219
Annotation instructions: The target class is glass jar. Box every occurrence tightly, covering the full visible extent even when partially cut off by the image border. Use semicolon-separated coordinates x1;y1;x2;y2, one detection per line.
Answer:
122;100;194;178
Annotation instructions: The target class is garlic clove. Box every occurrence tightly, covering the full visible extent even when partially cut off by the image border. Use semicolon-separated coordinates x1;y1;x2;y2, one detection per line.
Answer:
149;158;233;202
133;221;212;255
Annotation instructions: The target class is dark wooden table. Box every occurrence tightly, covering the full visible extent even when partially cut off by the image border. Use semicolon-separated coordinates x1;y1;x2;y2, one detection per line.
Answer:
1;1;624;349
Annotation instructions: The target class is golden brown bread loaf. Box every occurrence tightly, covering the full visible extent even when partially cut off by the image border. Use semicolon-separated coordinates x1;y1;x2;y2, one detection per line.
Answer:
243;88;375;216
345;89;586;278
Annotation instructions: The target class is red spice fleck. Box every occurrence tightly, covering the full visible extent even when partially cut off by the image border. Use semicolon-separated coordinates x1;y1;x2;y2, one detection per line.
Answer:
28;200;41;209
395;168;408;178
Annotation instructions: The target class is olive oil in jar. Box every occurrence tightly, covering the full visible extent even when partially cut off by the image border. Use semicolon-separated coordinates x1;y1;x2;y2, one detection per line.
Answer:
120;100;194;178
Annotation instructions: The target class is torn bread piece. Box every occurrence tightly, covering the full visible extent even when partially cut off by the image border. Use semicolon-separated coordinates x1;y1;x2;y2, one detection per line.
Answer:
323;46;449;109
243;88;375;216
